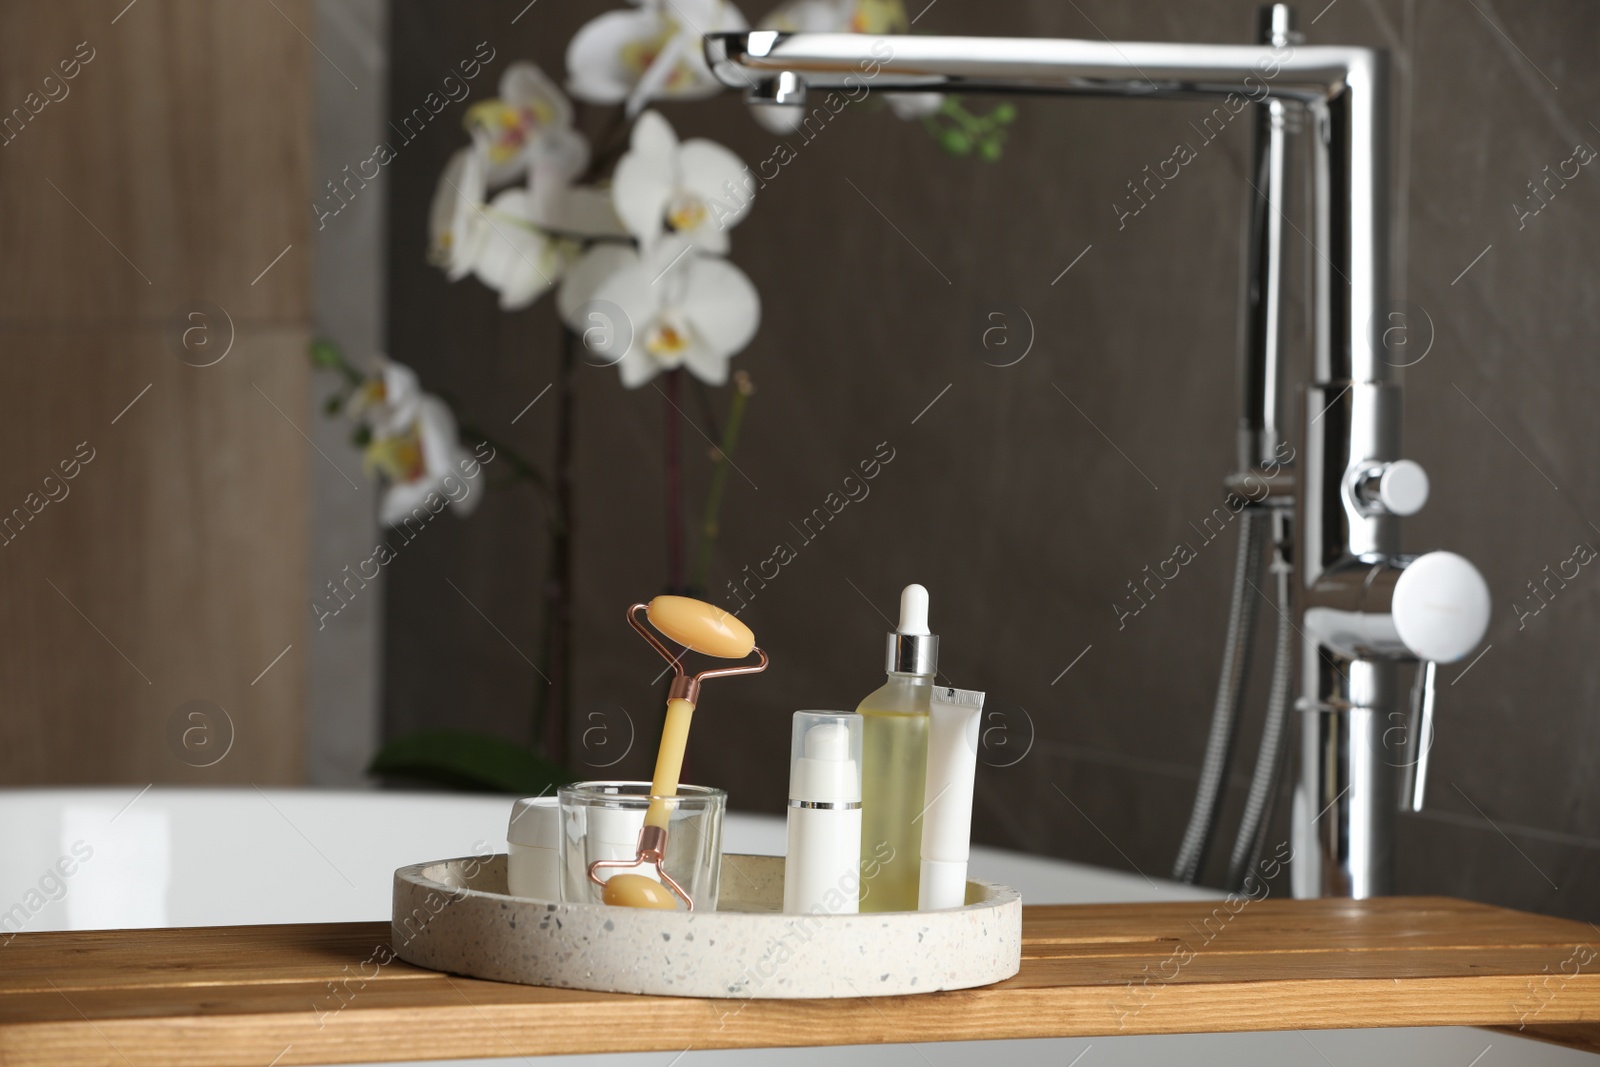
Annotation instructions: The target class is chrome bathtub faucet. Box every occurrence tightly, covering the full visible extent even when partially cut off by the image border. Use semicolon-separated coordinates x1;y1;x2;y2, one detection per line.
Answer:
705;4;1490;899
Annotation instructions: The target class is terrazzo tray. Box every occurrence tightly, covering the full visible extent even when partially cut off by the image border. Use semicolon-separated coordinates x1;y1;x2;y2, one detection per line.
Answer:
391;853;1021;999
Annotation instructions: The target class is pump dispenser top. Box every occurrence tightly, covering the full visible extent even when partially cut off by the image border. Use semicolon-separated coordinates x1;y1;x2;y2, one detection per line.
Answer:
793;721;861;803
887;584;939;675
784;712;864;914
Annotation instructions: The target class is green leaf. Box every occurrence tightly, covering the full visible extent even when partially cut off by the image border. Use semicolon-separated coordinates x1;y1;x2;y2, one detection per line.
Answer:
367;731;574;794
940;129;973;155
309;339;343;369
309;338;363;385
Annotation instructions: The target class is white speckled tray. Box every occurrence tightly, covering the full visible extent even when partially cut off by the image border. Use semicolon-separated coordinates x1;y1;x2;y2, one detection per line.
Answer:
391;853;1021;998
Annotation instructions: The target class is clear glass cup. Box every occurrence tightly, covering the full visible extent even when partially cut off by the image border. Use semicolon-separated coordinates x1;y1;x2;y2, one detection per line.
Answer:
557;781;726;910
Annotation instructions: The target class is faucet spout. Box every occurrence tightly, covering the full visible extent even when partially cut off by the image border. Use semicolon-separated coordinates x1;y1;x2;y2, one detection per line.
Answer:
706;30;1388;386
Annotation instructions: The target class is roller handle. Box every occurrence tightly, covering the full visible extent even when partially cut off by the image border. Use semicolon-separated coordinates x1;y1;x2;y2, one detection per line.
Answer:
646;697;695;829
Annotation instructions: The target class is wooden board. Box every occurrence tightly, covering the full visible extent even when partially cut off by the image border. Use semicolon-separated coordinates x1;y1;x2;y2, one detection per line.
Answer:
2;897;1597;1065
0;328;310;784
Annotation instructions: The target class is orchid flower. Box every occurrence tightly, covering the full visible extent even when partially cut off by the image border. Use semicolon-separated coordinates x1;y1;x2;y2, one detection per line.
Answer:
471;188;582;310
428;148;489;282
749;0;937;131
759;0;907;33
464;61;589;187
566;0;748;116
558;238;760;388
430;157;580;311
525;164;629;240
348;360;483;526
613;110;750;254
885;93;943;119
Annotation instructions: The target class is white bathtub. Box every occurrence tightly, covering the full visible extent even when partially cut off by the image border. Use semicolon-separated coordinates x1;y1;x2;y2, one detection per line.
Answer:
1;788;1587;1066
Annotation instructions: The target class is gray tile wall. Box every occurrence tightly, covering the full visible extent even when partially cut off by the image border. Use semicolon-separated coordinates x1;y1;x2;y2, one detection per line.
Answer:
382;0;1600;918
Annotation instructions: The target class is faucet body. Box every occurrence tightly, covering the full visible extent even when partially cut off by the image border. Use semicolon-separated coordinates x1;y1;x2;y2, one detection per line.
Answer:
708;27;1487;898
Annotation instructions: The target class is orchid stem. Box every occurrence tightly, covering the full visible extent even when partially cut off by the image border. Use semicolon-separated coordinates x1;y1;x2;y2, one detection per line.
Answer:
692;377;722;444
577;104;633;186
533;329;579;764
689;371;753;598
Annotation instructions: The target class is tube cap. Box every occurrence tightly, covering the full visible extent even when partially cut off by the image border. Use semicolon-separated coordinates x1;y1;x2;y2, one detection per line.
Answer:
506;796;560;849
507;797;561;902
918;858;970;911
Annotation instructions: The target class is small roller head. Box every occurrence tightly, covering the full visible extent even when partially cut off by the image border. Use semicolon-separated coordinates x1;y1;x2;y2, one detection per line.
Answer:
602;873;679;909
646;596;755;658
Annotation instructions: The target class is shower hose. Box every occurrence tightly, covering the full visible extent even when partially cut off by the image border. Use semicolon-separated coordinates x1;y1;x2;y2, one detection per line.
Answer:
1171;507;1295;887
1227;531;1294;892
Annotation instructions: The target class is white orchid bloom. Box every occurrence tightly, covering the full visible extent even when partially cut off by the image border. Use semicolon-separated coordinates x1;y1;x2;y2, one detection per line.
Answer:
749;0;937;129
428;148;489;282
759;0;904;32
431;152;584;310
566;0;748;116
464;61;589;187
470;188;581;311
349;360;483;526
346;359;418;436
885;93;944;119
558;239;759;388
525;161;629;239
613;110;750;255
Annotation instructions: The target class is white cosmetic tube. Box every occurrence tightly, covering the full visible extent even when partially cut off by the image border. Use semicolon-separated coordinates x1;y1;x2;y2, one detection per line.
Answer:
784;712;863;914
918;686;986;910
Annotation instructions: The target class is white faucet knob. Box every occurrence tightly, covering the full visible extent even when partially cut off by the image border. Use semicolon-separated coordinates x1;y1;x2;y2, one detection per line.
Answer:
1363;459;1430;516
1392;551;1490;663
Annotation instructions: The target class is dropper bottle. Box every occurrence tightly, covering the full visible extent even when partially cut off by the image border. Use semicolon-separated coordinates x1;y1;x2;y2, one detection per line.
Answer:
855;584;939;912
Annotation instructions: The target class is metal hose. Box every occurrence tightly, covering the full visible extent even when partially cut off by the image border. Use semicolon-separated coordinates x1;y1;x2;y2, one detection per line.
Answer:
1171;507;1266;884
1227;518;1295;892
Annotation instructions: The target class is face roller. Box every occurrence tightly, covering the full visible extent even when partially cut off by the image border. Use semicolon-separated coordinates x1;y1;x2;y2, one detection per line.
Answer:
588;596;768;910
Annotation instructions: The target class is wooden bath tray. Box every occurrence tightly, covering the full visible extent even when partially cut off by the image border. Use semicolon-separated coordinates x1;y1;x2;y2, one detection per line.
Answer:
4;897;1600;1065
